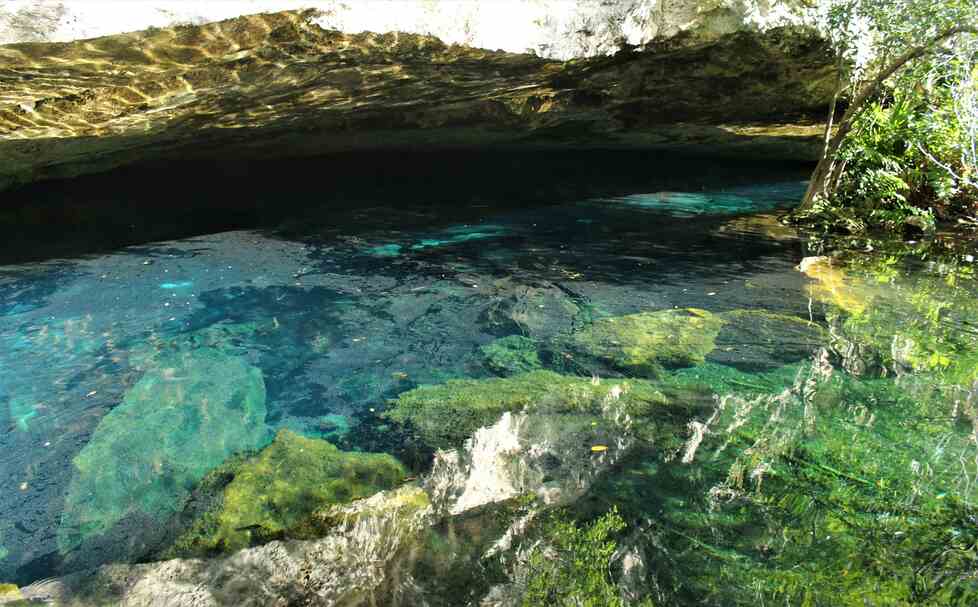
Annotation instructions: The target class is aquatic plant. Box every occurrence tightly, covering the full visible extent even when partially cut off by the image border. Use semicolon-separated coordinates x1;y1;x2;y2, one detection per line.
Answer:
57;347;269;554
168;429;407;556
634;362;978;606
564;308;723;376
385;370;681;450
479;335;542;376
520;507;653;607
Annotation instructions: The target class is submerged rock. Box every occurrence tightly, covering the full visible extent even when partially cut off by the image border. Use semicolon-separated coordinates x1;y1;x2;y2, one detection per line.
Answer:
168;429;407;557
57;347;269;556
35;485;435;607
563;308;724;376
799;256;873;315
426;411;630;515
385;370;672;450
479;335;543;376
711;309;826;371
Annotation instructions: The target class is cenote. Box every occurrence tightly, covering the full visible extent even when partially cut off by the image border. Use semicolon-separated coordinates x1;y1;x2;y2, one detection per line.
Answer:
0;146;976;606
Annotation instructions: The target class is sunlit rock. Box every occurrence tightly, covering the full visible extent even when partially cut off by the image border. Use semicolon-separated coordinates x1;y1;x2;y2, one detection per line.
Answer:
563;308;724;376
426;410;630;516
167;429;407;557
0;1;817;58
798;256;872;314
57;347;269;556
33;485;434;607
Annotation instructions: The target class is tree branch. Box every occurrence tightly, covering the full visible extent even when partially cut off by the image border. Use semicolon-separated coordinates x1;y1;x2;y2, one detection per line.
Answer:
830;25;978;150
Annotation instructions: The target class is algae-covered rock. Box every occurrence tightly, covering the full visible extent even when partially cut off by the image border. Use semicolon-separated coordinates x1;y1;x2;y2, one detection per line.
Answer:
480;335;542;376
169;429;407;556
564;308;724;376
712;309;826;371
0;583;21;601
58;347;269;554
386;370;674;450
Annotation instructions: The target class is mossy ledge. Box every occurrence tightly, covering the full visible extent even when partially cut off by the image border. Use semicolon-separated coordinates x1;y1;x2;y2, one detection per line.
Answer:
167;429;407;557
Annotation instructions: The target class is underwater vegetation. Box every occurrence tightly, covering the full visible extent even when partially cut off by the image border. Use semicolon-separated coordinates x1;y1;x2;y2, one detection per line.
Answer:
168;429;407;556
640;363;978;606
801;241;978;385
563;308;723;377
479;335;543;376
386;370;675;450
519;507;653;607
58;347;269;554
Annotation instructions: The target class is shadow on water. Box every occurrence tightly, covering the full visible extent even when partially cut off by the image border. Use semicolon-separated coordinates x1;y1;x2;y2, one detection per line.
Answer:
0;147;812;264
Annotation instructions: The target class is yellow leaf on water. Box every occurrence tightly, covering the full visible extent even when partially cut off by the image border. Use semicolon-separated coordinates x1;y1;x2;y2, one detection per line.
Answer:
591;445;608;453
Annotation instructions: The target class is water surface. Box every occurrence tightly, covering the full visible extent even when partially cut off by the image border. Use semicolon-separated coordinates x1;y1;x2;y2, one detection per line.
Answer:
1;154;976;605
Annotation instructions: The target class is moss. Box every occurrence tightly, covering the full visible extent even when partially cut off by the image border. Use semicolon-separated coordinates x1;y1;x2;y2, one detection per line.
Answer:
58;347;269;554
385;370;675;450
565;308;724;376
480;335;542;376
169;429;406;556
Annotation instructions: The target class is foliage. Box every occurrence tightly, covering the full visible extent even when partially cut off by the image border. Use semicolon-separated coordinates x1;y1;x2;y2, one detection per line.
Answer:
802;83;976;232
796;0;978;229
168;429;406;556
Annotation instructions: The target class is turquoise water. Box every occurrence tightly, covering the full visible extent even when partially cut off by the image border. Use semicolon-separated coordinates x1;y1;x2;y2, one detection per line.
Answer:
1;160;976;605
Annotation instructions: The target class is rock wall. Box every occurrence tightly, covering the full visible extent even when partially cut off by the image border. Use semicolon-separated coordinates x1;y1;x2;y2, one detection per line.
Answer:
2;1;816;59
0;9;834;193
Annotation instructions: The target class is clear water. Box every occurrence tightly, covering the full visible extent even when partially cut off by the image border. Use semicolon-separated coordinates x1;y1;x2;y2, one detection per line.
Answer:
1;155;976;605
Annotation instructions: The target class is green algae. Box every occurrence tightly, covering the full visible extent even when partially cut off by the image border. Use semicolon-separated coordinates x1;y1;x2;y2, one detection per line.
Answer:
668;360;807;396
168;429;407;556
0;583;20;600
480;335;542;376
177;431;406;553
58;347;269;554
520;508;650;607
564;308;724;376
385;370;684;450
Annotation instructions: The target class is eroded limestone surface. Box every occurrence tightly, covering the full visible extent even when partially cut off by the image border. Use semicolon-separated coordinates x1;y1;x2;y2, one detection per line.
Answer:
0;10;834;192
